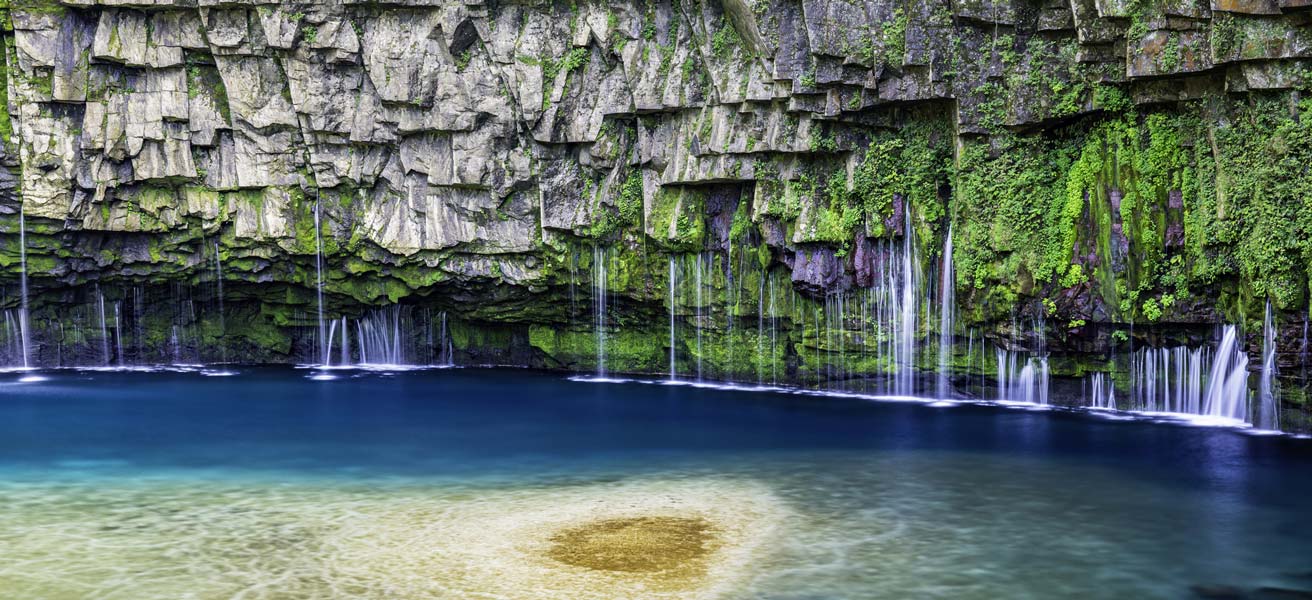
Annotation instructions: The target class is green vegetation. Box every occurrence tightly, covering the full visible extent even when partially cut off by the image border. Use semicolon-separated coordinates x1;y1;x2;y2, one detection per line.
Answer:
541;47;591;109
880;8;907;66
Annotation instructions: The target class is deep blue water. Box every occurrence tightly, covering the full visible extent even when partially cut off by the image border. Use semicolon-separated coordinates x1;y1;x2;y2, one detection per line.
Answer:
1;367;1310;599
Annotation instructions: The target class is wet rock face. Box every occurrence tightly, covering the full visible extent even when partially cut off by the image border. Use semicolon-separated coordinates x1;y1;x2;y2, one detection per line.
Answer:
1;1;1312;389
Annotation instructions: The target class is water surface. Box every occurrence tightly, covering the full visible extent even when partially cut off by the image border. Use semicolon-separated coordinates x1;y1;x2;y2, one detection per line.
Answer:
1;368;1309;599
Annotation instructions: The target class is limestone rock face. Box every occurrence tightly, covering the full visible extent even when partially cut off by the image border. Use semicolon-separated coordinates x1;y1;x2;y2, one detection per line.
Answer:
1;0;1311;379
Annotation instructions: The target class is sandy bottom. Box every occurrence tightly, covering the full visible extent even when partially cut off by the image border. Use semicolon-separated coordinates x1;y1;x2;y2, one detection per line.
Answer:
0;476;788;600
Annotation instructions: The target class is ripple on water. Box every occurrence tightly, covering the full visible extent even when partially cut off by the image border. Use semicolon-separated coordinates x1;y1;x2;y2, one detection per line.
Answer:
0;477;788;600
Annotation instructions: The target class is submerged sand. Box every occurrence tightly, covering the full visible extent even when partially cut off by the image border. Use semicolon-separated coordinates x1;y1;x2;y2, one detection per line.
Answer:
0;476;789;599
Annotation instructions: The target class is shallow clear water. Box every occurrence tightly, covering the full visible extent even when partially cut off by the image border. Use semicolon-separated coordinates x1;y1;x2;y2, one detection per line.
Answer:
1;368;1309;599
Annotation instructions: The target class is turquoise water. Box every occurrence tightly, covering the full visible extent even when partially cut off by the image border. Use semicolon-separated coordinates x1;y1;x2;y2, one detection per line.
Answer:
1;367;1309;599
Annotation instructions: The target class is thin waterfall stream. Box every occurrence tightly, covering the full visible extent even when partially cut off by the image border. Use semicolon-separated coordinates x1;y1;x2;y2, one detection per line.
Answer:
668;256;677;381
18;207;31;369
937;224;954;398
1259;301;1280;430
314;201;328;366
214;242;227;364
593;246;608;378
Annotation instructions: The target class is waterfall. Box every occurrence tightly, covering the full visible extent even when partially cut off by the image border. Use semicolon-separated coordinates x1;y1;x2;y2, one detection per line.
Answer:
937;225;955;398
993;312;1050;404
1257;301;1280;430
668;256;677;380
695;253;704;381
314;201;328;365
97;287;110;365
844;214;925;397
170;325;181;364
895;211;918;396
724;251;737;380
1089;372;1116;409
214;242;227;363
17;207;31;368
325;319;338;367
769;277;778;385
995;347;1049;405
439;311;454;366
1130;346;1205;413
996;347;1009;401
1115;324;1266;426
593;246;608;377
356;305;406;366
1201;325;1250;421
757;272;766;385
339;316;350;366
114;302;124;366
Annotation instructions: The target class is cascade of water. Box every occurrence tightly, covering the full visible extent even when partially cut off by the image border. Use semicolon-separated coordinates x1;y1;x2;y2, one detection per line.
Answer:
669;256;677;380
170;325;181;364
18;208;31;368
837;292;848;387
340;316;350;366
966;330;975;395
996;347;1009;401
757;271;765;385
439;311;454;366
1037;355;1049;405
1201;325;1250;421
114;302;124;366
314;201;328;365
1017;360;1037;404
97;287;110;365
895;212;918;396
214;242;226;363
769;277;778;385
325;319;339;367
1116;324;1266;424
724;252;736;381
823;294;834;388
1089;372;1116;409
937;225;955;398
1258;301;1280;430
356;305;406;366
995;345;1049;404
4;311;15;363
695;253;704;381
1130;346;1206;413
594;246;608;377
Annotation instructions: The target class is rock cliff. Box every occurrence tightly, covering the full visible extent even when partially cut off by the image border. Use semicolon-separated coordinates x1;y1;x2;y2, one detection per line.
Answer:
1;0;1310;424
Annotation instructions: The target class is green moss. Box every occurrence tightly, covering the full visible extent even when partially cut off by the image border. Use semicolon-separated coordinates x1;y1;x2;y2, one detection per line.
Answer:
880;8;907;66
541;47;591;110
0;42;10;144
711;22;740;59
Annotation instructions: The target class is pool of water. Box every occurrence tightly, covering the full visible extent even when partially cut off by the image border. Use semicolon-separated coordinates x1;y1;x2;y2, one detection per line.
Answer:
1;367;1309;599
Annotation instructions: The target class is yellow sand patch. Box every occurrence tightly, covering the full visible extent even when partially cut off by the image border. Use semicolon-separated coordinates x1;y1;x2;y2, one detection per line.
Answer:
0;477;789;600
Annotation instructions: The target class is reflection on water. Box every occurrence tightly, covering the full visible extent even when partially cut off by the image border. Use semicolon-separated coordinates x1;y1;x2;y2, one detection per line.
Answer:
0;368;1309;598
